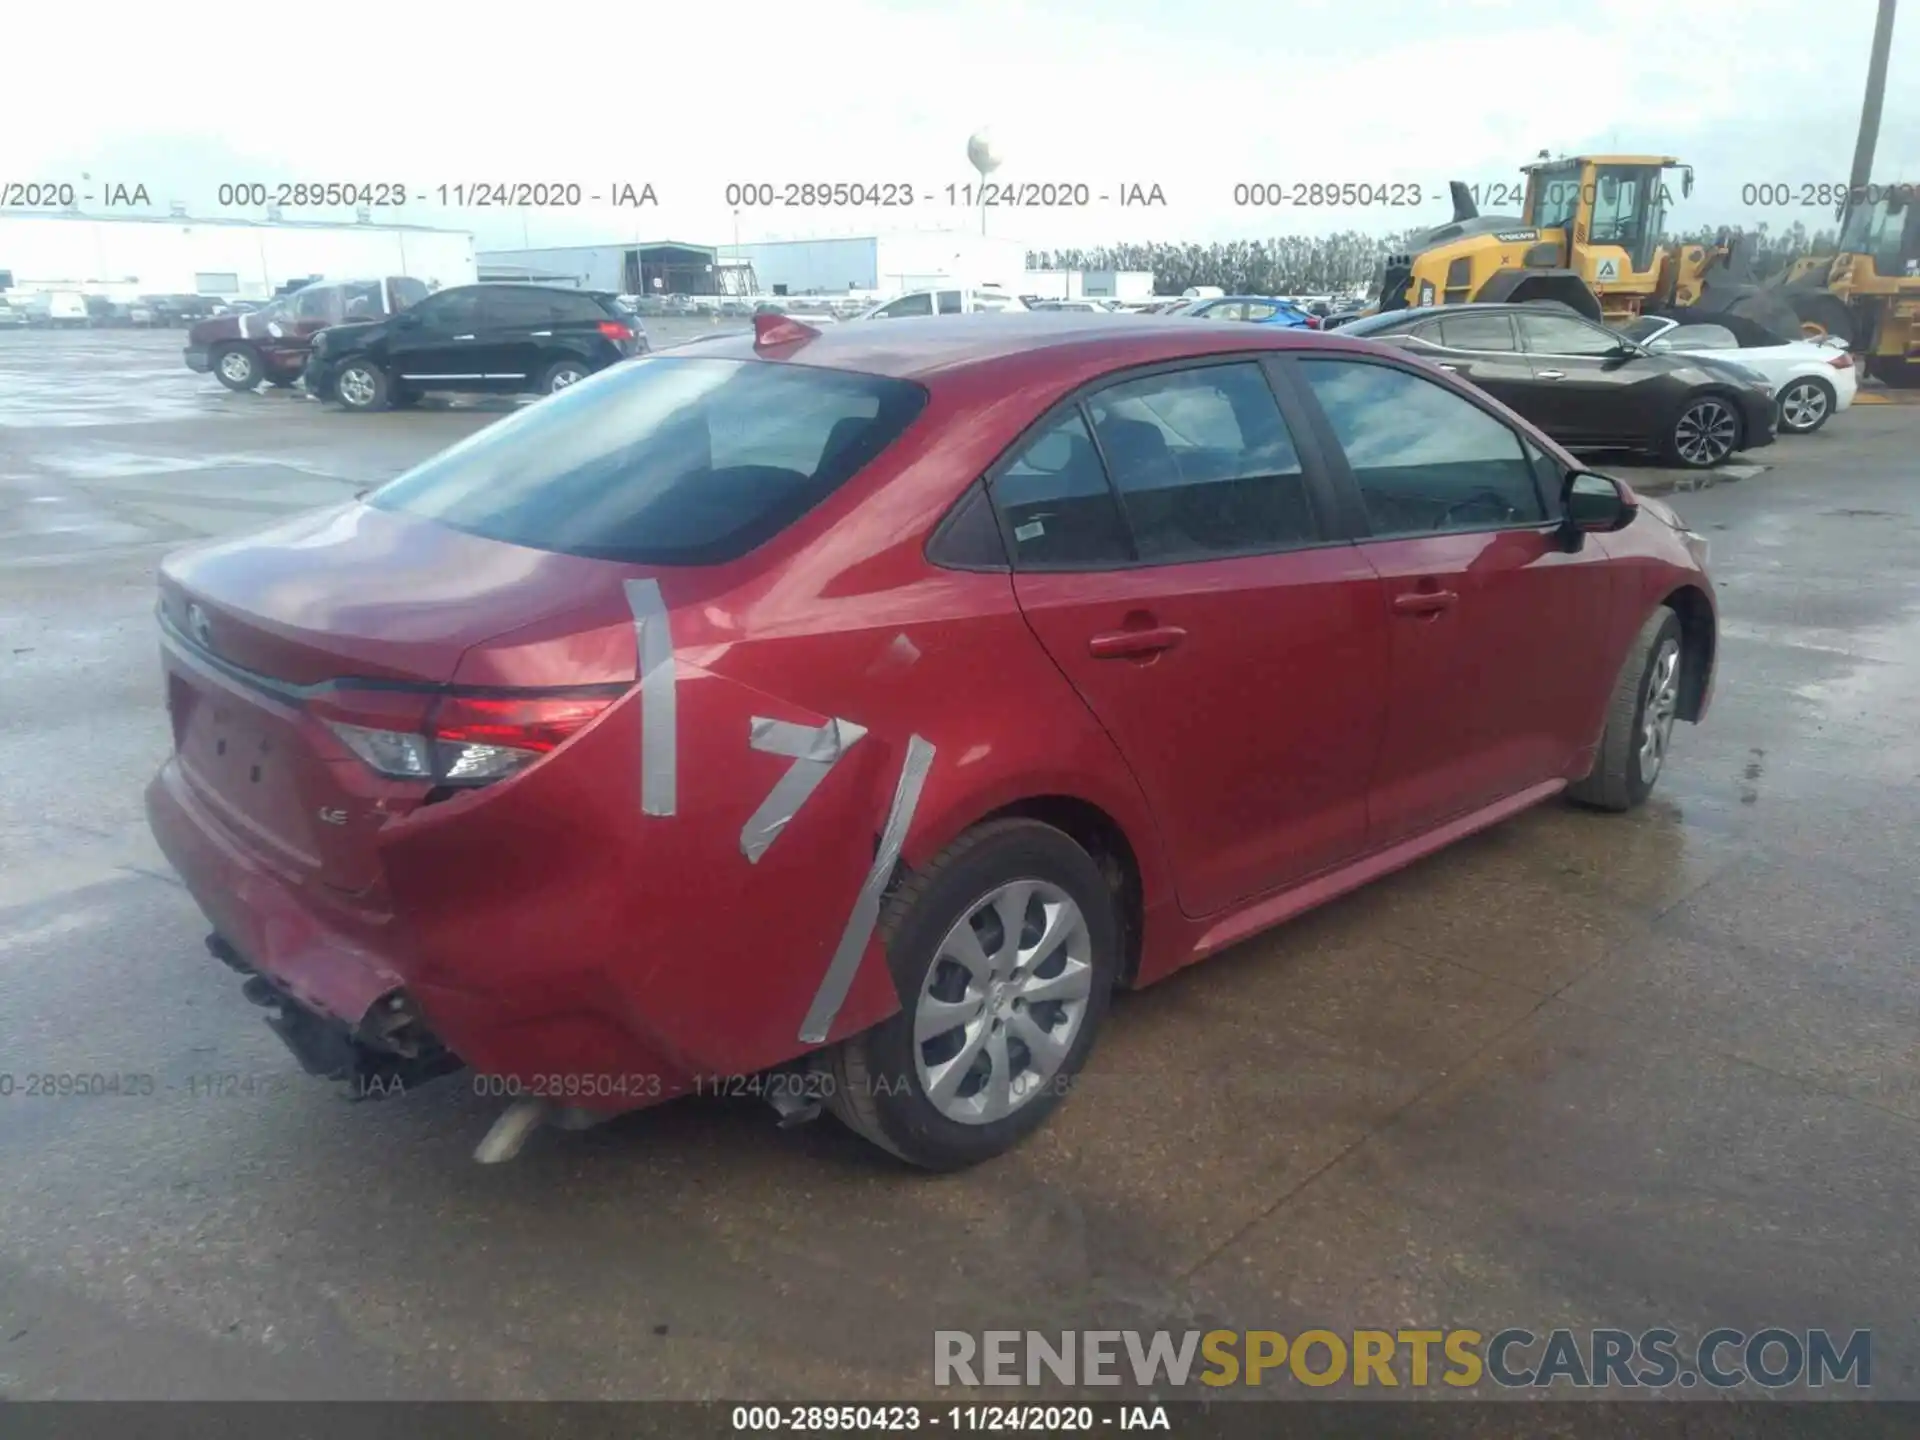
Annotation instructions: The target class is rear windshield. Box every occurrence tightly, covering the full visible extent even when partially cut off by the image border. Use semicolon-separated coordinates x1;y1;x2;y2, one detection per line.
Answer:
368;357;928;565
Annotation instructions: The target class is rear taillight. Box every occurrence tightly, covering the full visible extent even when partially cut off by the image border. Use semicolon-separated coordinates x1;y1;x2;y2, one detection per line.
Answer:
310;689;616;786
598;320;633;342
1829;352;1854;369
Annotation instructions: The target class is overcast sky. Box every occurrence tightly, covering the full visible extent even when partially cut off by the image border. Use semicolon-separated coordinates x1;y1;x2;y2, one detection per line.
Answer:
3;0;1914;251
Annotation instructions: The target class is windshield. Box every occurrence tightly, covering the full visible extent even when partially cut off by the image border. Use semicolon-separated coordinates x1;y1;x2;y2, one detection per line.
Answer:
1528;162;1583;230
369;356;928;565
1838;194;1913;274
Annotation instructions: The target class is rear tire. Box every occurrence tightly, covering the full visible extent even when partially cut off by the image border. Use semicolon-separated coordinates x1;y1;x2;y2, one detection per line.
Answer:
1568;608;1684;812
1662;394;1742;468
1775;375;1836;434
827;819;1118;1170
538;358;590;395
332;359;390;412
212;344;262;391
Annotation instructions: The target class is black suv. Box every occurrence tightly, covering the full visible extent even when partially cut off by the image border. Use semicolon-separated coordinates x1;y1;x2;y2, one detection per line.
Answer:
304;283;648;412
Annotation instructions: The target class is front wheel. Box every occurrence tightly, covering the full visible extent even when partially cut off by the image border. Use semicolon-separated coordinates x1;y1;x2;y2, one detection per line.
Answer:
332;360;390;412
1775;375;1835;434
212;345;261;391
827;819;1118;1170
1663;395;1741;468
1568;608;1684;812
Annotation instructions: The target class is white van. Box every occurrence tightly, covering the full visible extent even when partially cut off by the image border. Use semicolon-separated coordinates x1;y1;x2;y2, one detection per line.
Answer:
46;292;90;328
856;286;1029;319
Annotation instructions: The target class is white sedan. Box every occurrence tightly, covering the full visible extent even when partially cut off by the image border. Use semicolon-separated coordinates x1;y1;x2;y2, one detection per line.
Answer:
1624;314;1858;435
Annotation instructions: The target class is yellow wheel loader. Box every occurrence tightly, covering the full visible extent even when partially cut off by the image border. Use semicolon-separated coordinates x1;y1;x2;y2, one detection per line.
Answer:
1376;154;1805;340
1771;183;1920;387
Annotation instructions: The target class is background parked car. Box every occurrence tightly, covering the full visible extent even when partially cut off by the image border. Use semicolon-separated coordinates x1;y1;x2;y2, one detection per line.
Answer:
1334;303;1779;468
186;277;431;392
0;297;28;328
304;283;647;412
856;286;1029;318
1621;313;1858;436
36;292;92;328
1168;295;1318;328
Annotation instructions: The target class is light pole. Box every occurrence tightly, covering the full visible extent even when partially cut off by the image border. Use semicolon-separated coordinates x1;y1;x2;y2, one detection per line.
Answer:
1847;0;1899;212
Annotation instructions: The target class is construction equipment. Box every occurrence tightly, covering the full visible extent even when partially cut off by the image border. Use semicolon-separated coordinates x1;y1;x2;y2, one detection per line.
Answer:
1770;183;1920;387
1377;154;1804;340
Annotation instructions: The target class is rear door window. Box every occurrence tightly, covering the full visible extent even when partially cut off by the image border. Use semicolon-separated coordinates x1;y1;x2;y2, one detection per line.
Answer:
1437;312;1518;351
369;357;928;565
481;288;559;328
1085;363;1316;560
554;292;614;323
409;289;482;330
936;290;963;314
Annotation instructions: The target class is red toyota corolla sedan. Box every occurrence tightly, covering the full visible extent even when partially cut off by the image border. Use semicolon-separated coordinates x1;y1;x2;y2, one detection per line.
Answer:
146;311;1717;1169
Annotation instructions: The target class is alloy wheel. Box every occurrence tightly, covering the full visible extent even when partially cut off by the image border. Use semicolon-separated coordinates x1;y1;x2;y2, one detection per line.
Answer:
1779;381;1828;431
338;367;377;408
913;879;1094;1125
218;351;253;383
1674;400;1738;466
550;366;585;392
1639;639;1682;782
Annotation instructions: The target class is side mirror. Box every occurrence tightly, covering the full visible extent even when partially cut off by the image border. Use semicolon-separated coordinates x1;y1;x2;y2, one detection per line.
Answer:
1647;337;1673;352
1561;470;1638;548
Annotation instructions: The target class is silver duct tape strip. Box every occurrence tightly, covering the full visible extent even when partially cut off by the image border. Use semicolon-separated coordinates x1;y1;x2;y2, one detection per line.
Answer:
624;578;677;817
798;734;936;1045
741;716;869;865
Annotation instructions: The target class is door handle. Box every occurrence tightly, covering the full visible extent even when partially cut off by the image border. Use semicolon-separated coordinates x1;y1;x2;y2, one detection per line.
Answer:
1391;590;1458;616
453;334;476;341
1435;362;1459;372
1536;369;1567;379
1089;625;1187;659
530;330;552;336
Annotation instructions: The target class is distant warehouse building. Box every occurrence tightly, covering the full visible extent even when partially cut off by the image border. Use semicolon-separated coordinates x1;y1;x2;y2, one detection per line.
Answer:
1022;270;1157;302
475;241;722;295
0;209;476;301
479;230;1029;298
732;232;1029;295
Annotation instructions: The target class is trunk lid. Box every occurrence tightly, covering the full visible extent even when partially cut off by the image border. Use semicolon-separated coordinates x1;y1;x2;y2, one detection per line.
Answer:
158;502;645;894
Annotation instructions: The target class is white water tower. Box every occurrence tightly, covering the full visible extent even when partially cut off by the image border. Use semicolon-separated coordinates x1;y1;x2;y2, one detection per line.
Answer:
966;129;1002;236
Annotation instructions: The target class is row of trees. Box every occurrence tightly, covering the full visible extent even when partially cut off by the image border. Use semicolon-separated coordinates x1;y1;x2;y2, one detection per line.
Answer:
1027;220;1842;296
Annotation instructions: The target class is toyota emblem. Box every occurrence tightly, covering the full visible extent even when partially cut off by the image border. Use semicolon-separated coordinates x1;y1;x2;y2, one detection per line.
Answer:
187;603;213;650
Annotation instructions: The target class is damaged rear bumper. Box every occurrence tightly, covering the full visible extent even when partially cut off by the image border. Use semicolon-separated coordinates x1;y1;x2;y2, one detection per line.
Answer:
147;757;459;1092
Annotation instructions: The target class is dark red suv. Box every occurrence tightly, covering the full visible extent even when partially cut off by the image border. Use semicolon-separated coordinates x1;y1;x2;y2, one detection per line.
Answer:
146;312;1717;1170
184;277;429;391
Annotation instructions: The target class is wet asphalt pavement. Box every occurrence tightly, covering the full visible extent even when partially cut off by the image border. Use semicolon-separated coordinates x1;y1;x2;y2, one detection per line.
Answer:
1;330;1918;1402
